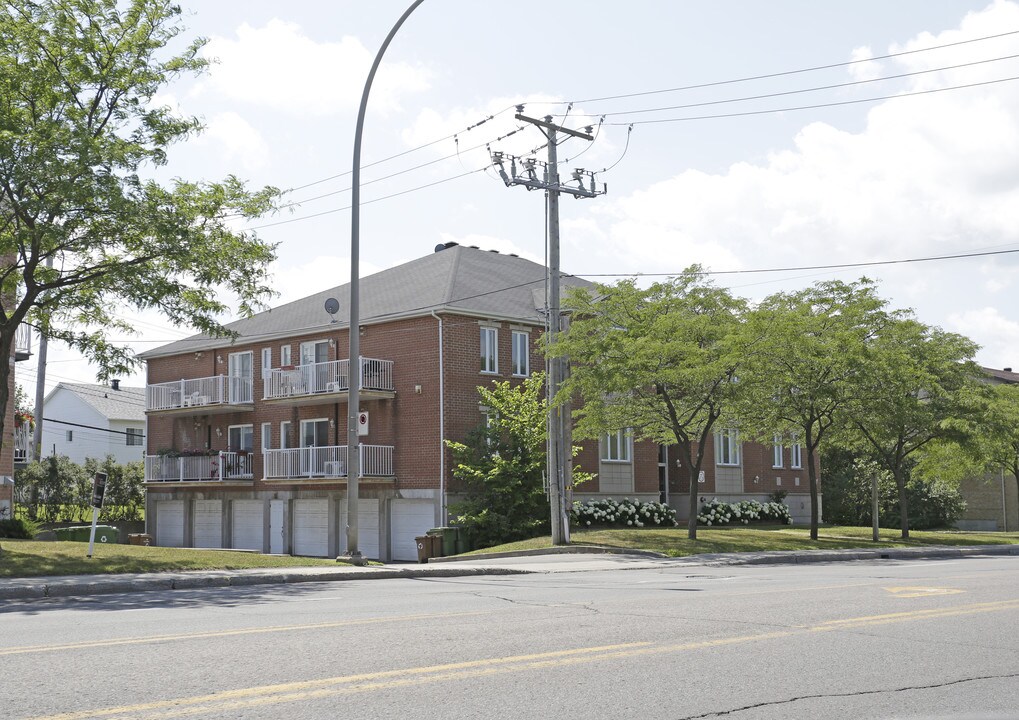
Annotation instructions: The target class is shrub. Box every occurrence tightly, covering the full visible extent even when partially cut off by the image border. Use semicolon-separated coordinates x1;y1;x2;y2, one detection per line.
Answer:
0;517;39;539
571;498;678;528
697;498;793;526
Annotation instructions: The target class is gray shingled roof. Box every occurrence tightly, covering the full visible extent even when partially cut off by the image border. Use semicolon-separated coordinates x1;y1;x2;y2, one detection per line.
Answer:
51;383;146;421
141;244;592;359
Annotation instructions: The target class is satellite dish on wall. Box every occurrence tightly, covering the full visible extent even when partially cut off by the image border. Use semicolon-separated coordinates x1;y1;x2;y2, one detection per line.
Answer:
324;297;340;323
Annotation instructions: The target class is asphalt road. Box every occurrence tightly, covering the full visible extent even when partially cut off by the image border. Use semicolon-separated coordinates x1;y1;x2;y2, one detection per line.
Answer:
2;556;1018;719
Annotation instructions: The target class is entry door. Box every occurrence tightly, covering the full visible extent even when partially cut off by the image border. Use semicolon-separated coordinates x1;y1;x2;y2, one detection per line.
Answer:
269;499;287;554
300;419;330;476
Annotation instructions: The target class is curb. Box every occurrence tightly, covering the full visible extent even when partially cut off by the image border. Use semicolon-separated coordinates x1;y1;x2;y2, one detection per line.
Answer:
428;545;668;563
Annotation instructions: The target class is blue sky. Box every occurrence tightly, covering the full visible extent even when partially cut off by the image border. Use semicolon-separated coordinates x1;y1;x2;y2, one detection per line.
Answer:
17;0;1019;395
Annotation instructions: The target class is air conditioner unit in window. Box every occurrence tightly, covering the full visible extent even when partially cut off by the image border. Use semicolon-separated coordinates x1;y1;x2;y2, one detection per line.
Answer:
324;461;343;477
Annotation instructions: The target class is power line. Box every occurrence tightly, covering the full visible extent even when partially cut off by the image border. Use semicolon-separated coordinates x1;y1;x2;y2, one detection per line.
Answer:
567;28;1019;104
575;246;1019;278
602;74;1019;126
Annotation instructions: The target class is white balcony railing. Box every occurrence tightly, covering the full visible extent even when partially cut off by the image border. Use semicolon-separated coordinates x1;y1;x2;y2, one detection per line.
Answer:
13;424;31;463
263;358;393;400
14;323;31;359
144;451;254;482
145;375;253;412
263;444;393;479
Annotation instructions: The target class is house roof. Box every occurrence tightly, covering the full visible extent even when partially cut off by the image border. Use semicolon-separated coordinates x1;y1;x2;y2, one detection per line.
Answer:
46;383;146;421
141;244;593;359
983;367;1019;385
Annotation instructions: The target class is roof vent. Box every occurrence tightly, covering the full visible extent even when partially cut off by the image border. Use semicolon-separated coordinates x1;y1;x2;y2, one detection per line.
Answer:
435;241;459;252
469;245;480;249
488;249;499;253
509;253;518;258
1006;367;1013;372
111;379;120;391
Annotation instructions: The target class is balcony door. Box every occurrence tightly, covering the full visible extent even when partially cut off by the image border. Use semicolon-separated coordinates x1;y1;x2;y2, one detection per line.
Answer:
300;340;330;394
300;418;330;476
228;351;253;403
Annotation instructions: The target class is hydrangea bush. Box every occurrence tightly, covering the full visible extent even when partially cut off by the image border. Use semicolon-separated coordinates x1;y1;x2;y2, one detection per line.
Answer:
697;498;793;526
572;498;678;528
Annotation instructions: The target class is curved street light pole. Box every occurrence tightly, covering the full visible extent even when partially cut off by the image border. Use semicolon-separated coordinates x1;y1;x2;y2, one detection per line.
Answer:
343;0;426;565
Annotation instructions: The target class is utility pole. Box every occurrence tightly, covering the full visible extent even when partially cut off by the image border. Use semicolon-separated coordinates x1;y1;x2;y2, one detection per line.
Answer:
491;112;605;545
31;257;53;462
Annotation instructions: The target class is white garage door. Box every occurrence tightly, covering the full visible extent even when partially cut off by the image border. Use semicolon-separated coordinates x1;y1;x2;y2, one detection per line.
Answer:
390;499;435;562
155;500;184;548
193;500;222;548
232;500;264;551
293;499;329;557
339;498;379;560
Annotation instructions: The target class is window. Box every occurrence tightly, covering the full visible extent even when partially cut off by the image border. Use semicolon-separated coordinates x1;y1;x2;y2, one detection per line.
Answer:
301;418;330;448
772;434;783;468
66;430;73;442
261;422;271;452
480;326;498;374
715;429;741;466
126;428;143;446
791;436;802;469
280;344;292;367
280;421;293;450
228;424;253;452
601;429;631;462
511;330;529;376
228;351;254;403
261;347;272;380
300;340;329;367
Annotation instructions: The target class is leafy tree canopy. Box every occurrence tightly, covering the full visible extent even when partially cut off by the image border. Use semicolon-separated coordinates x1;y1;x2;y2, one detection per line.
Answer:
551;267;746;539
0;0;281;453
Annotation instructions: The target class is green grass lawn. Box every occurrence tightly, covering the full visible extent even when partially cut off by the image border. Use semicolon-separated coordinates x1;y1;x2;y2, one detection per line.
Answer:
465;525;1019;558
0;540;345;578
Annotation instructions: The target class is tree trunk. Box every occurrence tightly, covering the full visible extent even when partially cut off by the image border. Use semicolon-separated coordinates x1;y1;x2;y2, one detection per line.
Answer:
896;467;909;539
806;448;819;540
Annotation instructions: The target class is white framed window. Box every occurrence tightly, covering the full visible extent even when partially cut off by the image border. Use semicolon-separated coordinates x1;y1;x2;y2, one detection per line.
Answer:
300;340;329;367
66;430;73;442
261;347;272;380
480;326;498;374
772;434;783;468
126;428;144;446
228;424;253;452
511;330;529;376
715;429;741;466
791;436;802;469
601;429;632;463
280;344;292;367
261;422;271;452
280;421;293;450
301;418;330;448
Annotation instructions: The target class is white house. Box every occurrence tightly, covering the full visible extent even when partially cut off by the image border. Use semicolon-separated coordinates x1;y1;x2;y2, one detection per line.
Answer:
41;381;146;464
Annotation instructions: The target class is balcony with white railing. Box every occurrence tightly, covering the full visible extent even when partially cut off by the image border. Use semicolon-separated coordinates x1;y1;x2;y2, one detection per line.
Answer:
13;423;31;465
14;323;31;361
143;451;255;483
263;444;394;480
145;375;254;416
263;357;394;405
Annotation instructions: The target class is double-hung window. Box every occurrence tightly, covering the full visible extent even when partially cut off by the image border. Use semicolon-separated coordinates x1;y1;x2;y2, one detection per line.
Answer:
511;330;529;376
601;429;631;463
772;434;783;468
715;429;741;466
791;435;802;469
480;326;498;374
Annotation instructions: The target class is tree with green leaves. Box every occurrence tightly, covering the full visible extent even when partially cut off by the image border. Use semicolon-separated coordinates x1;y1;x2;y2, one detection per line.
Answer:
0;0;281;472
844;317;982;538
447;373;591;549
551;268;746;540
980;382;1019;527
741;279;889;539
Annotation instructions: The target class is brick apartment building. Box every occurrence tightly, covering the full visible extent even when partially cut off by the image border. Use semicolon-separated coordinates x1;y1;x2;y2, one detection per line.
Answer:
141;244;818;561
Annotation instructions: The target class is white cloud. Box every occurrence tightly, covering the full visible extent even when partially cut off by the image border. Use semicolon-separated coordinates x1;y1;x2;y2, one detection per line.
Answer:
848;46;881;81
434;232;542;265
197;19;430;116
269;256;384;306
198;112;270;172
946;307;1019;368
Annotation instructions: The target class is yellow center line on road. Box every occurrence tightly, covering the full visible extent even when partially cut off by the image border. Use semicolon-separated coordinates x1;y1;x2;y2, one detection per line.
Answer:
0;611;492;657
22;597;1019;720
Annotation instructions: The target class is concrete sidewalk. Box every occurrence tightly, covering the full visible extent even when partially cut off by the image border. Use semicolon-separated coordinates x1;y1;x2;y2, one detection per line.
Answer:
1;544;1016;602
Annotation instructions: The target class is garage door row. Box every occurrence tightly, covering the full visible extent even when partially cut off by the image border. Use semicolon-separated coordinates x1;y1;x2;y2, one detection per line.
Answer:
154;497;435;562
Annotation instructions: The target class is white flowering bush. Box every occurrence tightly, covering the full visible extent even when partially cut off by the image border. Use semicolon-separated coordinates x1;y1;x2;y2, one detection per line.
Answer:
571;498;678;528
697;498;792;526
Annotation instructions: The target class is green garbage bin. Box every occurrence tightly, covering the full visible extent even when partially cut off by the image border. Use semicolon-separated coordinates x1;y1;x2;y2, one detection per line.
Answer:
54;525;118;544
454;527;470;555
428;527;458;557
